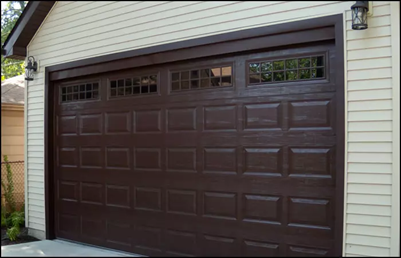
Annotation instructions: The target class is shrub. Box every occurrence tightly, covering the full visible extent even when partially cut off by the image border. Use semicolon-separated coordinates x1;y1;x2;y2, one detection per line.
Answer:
1;155;24;240
1;215;5;228
6;226;20;241
1;209;6;227
1;198;6;227
1;155;16;213
5;211;24;241
11;211;24;227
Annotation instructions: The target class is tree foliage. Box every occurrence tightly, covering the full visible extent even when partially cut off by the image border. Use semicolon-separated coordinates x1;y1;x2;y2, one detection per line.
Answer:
1;1;27;81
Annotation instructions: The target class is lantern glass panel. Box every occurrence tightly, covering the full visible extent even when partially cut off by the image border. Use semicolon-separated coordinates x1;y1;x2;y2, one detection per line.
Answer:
352;6;368;30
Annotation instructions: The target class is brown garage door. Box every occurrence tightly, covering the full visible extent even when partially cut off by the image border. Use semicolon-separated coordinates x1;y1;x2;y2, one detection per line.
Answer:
54;41;341;256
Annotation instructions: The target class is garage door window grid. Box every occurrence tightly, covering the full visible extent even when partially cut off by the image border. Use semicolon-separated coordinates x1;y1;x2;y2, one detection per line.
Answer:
171;65;233;92
248;55;325;84
60;82;99;103
109;74;158;98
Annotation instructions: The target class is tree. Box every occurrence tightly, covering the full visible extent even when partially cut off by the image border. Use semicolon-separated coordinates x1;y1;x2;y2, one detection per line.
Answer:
1;1;27;81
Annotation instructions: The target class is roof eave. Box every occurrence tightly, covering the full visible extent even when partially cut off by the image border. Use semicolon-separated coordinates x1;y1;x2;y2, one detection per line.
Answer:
1;103;25;111
1;1;55;60
2;46;27;60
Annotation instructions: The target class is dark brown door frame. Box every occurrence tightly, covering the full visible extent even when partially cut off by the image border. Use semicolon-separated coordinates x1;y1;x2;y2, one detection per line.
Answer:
44;13;345;255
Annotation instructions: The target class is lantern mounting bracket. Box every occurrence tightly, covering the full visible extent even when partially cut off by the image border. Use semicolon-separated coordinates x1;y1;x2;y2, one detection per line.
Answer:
367;1;373;16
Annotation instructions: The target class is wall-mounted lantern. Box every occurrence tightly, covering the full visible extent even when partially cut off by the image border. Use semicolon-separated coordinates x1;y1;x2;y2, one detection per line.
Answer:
350;1;371;30
25;56;37;81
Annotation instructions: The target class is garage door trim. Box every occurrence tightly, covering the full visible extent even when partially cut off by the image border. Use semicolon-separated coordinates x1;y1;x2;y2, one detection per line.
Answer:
44;14;345;256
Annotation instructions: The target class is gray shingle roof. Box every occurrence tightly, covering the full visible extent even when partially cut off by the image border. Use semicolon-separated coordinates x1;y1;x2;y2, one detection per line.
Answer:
1;75;25;105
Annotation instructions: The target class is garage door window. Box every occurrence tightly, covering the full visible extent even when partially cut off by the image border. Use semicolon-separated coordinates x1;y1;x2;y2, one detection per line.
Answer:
249;55;325;84
109;74;158;98
60;82;99;103
171;65;232;92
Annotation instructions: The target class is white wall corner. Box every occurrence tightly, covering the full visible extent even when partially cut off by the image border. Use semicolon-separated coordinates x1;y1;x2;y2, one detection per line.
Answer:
341;9;349;257
390;1;400;257
28;228;46;240
24;75;28;227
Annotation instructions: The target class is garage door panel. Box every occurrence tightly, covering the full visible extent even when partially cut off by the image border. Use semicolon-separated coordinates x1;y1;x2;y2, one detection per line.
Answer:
57;212;81;238
133;135;166;147
79;113;103;135
80;216;106;241
104;111;132;134
57;179;77;197
103;137;134;148
288;99;335;131
184;86;335;102
54;43;341;256
57;135;103;147
239;223;328;246
286;245;330;257
80;147;103;168
237;92;337;107
56;229;81;244
56;97;337;133
130;174;335;195
170;135;238;146
166;148;197;173
104;147;131;170
243;102;283;130
105;220;133;248
81;182;104;206
105;184;131;209
55;209;335;256
241;83;336;99
57;167;84;180
242;147;283;175
203;105;238;131
133;224;163;255
58;95;161;113
133;148;163;172
239;135;335;147
164;135;200;147
57;169;126;187
57;115;78;136
167;107;197;132
133;247;163;257
285;230;333;246
133;109;163;133
242;239;282;257
55;176;336;207
201;234;240;256
82;172;130;186
57;147;78;168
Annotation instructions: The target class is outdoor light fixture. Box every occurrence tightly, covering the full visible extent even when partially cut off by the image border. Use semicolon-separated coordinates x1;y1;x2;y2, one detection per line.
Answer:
25;56;37;81
350;1;370;30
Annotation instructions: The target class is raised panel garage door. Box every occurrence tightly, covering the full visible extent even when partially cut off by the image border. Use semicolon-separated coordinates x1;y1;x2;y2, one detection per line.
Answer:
54;41;341;257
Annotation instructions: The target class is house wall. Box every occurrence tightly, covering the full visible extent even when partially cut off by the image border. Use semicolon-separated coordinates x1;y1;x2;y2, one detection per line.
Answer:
1;108;24;161
389;2;400;257
1;107;25;208
25;1;399;256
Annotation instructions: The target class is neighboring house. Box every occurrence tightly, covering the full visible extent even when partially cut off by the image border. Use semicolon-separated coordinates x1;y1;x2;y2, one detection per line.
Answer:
1;75;25;208
1;1;399;257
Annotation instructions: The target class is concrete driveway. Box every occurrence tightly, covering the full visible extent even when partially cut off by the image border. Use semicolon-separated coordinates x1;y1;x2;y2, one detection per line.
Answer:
1;240;142;257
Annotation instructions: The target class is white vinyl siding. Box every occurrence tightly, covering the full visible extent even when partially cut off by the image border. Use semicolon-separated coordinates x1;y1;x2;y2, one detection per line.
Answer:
344;2;395;256
25;1;398;256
